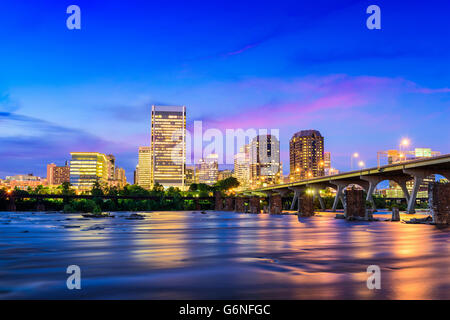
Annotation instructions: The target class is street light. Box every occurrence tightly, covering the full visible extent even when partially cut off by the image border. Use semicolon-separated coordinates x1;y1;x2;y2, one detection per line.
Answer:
351;152;359;170
358;161;365;169
400;138;410;152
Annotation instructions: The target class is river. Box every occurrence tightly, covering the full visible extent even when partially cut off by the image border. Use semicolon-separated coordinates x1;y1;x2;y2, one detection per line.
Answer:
0;210;449;299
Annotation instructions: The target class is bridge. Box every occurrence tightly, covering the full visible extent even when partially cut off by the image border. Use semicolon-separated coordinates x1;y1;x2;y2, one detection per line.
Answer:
247;154;450;214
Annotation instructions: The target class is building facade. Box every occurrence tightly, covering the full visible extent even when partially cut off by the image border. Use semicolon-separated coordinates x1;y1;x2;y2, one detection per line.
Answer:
185;166;197;186
47;163;70;186
198;153;219;185
289;130;324;181
70;152;109;190
114;167;127;188
250;134;281;187
106;154;116;182
234;144;250;188
3;174;45;190
218;169;233;181
324;152;331;170
150;106;186;189
137;146;152;189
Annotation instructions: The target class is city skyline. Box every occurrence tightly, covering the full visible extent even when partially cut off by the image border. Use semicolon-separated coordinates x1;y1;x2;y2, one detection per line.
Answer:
1;1;450;182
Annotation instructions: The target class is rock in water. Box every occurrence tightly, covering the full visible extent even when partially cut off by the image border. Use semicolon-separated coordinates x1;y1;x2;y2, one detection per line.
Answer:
126;213;145;220
392;207;400;221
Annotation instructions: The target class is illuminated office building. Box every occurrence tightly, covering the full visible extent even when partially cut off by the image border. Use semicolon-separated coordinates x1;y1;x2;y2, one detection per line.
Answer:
137;146;152;189
250;134;281;187
234;144;250;188
218;169;233;181
289;130;324;180
198;153;219;185
70;152;109;190
185;166;197;186
150;106;186;189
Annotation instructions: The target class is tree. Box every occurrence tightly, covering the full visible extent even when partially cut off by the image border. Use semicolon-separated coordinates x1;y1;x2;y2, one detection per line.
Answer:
91;181;104;197
59;182;75;196
197;183;210;192
189;183;198;192
152;183;164;193
215;177;240;191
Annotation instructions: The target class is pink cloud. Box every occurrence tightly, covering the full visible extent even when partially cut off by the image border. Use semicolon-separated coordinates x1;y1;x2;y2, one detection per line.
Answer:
200;75;397;131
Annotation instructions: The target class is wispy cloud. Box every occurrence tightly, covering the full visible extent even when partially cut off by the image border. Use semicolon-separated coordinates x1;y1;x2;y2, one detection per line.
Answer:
0;112;128;177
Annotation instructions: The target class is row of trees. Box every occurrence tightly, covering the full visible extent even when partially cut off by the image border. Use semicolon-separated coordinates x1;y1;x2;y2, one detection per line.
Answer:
0;177;241;197
0;177;240;212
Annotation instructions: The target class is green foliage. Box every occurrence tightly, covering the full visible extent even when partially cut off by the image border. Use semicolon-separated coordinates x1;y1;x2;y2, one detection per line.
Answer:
91;181;104;197
214;177;240;191
64;199;101;213
63;204;76;213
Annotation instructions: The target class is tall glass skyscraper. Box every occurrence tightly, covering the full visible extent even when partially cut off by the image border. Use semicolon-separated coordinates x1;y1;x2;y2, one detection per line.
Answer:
250;134;281;187
70;152;109;190
137;146;152;189
150;105;186;189
289;130;324;181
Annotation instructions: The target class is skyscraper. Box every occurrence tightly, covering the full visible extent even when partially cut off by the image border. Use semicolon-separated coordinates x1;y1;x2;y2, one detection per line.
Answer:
234;144;250;188
70;152;109;190
290;130;324;180
198;153;219;185
150;105;186;189
137;146;151;189
250;134;281;187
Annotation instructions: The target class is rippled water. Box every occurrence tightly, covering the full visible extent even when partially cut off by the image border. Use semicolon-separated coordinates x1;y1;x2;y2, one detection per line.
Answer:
0;210;449;299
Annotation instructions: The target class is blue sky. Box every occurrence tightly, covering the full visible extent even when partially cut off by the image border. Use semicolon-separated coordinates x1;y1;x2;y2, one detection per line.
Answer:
0;0;449;181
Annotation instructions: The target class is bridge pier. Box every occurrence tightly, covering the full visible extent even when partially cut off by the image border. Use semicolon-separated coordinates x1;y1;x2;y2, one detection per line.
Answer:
331;183;346;212
299;192;315;217
429;182;450;224
311;188;326;211
360;176;385;212
224;197;234;211
344;189;366;219
404;169;429;214
269;193;282;214
214;192;223;211
392;177;411;203
262;192;283;214
234;197;246;213
289;189;300;210
249;197;261;214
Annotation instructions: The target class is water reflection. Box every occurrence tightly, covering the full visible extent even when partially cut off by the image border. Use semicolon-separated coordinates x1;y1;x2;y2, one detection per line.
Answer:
0;210;448;299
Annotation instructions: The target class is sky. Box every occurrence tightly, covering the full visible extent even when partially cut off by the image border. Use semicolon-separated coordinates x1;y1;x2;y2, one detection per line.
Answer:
0;0;449;182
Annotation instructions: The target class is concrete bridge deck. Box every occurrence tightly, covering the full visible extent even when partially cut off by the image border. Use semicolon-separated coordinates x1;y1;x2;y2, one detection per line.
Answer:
248;154;450;214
